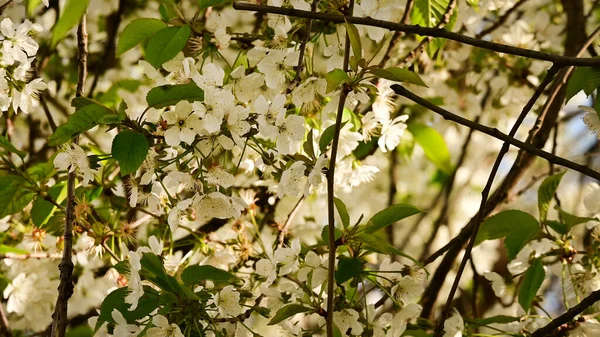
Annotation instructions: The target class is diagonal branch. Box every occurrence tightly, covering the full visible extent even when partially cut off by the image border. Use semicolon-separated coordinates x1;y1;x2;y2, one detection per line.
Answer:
391;85;600;181
233;2;600;66
531;289;600;337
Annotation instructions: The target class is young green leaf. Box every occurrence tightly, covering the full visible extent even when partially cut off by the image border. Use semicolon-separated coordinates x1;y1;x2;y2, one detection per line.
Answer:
357;232;422;267
0;135;26;158
31;184;67;226
268;304;312;325
51;0;90;48
554;205;598;228
95;286;159;331
518;258;545;312
0;175;36;218
111;130;149;176
303;129;316;159
319;123;340;153
537;171;565;222
344;19;362;61
565;67;600;103
334;197;350;228
117;18;167;56
180;265;238;286
0;245;29;255
145;25;191;68
476;210;540;261
321;225;343;243
325;69;350;94
370;68;428;87
364;204;421;234
335;256;362;284
408;123;452;174
146;83;205;108
48;101;114;146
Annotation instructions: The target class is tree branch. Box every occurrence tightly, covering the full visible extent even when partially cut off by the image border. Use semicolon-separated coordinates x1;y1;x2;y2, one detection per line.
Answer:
475;0;529;39
233;2;600;66
49;14;87;337
531;289;600;337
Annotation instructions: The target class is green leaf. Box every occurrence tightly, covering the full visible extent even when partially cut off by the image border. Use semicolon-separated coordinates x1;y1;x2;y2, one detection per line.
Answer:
117;18;167;56
357;232;422;267
334;197;350;228
546;220;569;235
95;286;159;332
565;67;600;103
111;130;149;176
476;210;540;261
408;124;452;174
553;206;598;230
0;175;35;218
65;324;93;337
370;68;428;87
51;0;90;48
364;204;421;234
27;0;43;16
0;245;29;255
303;129;316;159
145;25;191;68
411;0;450;28
518;258;545;312
180;265;238;286
0;135;26;158
31;183;67;226
146;83;205;108
321;225;343;243
538;171;565;222
319;123;337;153
465;0;478;9
198;0;230;10
48;100;114;146
466;315;519;326
268;304;312;325
335;256;362;284
325;69;350;94
344;20;362;61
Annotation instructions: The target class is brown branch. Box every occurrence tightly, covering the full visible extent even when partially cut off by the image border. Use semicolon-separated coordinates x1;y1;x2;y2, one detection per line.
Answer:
399;0;457;67
0;301;12;337
277;196;304;248
378;0;413;67
0;0;13;15
287;0;319;93
326;1;354;336
232;2;600;66
475;0;529;39
531;289;600;337
391;85;600;181
49;15;87;337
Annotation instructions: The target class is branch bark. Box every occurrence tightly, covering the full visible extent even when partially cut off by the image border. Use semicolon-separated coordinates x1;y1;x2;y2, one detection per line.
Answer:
49;15;87;337
531;289;600;337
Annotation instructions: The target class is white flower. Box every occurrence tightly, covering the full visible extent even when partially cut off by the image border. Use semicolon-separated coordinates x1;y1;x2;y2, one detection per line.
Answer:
255;258;277;285
569;320;600;337
583;182;600;215
125;269;144;311
0;68;10;111
162;101;202;146
112;309;140;337
168;198;193;233
54;143;96;186
0;18;42;65
214;285;243;317
323;44;344;72
378;115;408;153
206;13;230;49
195;192;246;222
291;77;326;107
391;275;424;306
147;315;184;337
443;310;464;337
297;251;328;288
484;271;507;298
3;273;37;314
274;238;301;275
205;166;234;188
333;309;363;336
579;105;600;139
12;78;46;114
257;49;298;89
278;161;307;197
255;94;286;138
193;63;225;90
306;155;328;195
275;113;305;154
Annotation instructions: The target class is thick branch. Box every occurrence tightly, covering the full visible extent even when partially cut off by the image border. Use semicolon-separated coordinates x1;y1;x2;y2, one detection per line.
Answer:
391;85;600;181
531;289;600;337
233;2;600;66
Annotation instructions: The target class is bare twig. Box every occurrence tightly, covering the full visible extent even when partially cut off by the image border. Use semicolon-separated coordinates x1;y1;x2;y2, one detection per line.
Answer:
0;300;12;337
233;2;600;66
378;0;413;67
391;85;600;181
277;196;305;248
288;0;319;93
0;0;14;15
326;1;354;336
475;0;529;39
49;15;87;337
531;289;600;337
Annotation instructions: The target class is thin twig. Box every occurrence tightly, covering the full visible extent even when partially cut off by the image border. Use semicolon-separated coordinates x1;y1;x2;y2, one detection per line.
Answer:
378;0;413;67
326;1;354;336
431;64;561;337
233;2;600;66
0;299;12;337
49;15;87;337
475;0;529;39
391;85;600;181
0;0;13;15
531;289;600;337
287;0;319;93
277;196;305;248
398;0;457;67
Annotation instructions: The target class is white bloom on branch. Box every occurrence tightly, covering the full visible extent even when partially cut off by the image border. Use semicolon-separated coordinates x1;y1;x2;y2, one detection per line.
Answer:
579;105;600;140
378;115;409;153
147;315;184;337
12;77;46;114
112;309;140;337
333;309;363;336
213;285;243;317
162;101;203;146
257;49;299;89
391;275;424;307
278;161;307;198
0;18;42;65
484;271;507;298
443;310;464;337
193;63;225;90
53;143;96;186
